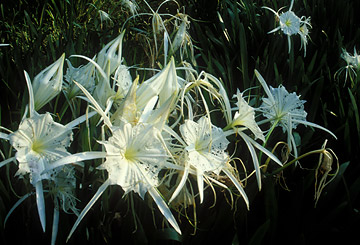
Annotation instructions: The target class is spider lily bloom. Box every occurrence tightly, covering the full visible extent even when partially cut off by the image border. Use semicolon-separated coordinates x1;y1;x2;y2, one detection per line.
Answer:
335;47;360;84
255;70;337;158
226;89;265;142
32;53;65;110
98;10;113;29
64;58;96;99
6;71;96;233
142;0;175;56
45;122;182;240
8;112;72;232
169;116;249;209
299;17;312;57
263;0;311;55
121;0;139;16
171;13;196;64
222;89;280;190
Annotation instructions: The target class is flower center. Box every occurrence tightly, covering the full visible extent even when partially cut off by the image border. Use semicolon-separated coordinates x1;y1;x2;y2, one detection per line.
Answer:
285;18;292;27
31;139;45;154
124;147;137;161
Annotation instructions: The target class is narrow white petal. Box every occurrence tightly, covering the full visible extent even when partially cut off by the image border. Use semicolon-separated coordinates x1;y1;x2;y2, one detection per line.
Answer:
197;170;204;204
139;96;158;123
67;179;110;242
24;70;35;117
148;186;182;235
35;181;46;232
292;119;337;139
222;168;249;209
43;151;106;173
70;55;108;83
51;207;60;245
73;80;112;129
254;70;275;102
0;132;9;140
168;166;189;204
4;192;33;227
239;132;282;166
65;111;97;129
240;133;262;190
267;26;281;34
262;6;280;16
289;0;294;11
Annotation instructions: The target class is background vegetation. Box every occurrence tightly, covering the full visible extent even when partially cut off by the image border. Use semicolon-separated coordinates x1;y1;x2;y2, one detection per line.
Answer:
0;0;359;244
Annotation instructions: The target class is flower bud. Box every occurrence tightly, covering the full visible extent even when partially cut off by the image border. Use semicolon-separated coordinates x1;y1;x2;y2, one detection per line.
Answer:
32;53;65;110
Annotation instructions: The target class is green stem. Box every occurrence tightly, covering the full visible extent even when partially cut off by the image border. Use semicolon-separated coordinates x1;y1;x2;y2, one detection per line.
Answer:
259;119;279;163
223;122;232;131
267;148;326;176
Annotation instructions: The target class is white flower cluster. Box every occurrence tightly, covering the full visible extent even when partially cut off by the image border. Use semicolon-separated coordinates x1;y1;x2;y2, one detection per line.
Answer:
0;1;337;244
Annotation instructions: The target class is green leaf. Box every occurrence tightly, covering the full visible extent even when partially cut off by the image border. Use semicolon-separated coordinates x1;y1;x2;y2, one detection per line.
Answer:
348;88;360;136
248;219;270;245
239;23;250;89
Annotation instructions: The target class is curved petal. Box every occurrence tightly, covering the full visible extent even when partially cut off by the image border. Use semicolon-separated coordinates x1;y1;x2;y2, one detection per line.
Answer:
168;165;190;204
222;168;249;209
148;186;182;235
35;181;46;232
67;179;110;242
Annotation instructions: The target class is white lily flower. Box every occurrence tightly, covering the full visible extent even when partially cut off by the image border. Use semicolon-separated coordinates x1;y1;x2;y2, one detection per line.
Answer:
169;116;249;208
98;10;113;29
9;113;73;184
255;70;336;158
181;117;229;175
222;88;282;190
5;71;96;234
86;33;127;109
336;47;360;84
121;0;139;16
299;17;312;57
263;0;311;55
227;89;265;142
32;53;65;110
8;112;72;232
45;122;182;239
101;123;167;196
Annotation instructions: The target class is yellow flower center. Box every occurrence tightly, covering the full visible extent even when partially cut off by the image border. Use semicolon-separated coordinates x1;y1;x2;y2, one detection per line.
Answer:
124;147;137;161
31;139;45;154
285;19;292;27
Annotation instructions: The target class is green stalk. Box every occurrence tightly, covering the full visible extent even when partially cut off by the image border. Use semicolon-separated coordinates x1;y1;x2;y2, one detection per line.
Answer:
267;148;326;176
259;119;280;165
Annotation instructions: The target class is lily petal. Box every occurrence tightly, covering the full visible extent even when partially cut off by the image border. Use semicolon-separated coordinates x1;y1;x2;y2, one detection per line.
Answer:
148;186;182;235
67;179;110;242
35;181;46;232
